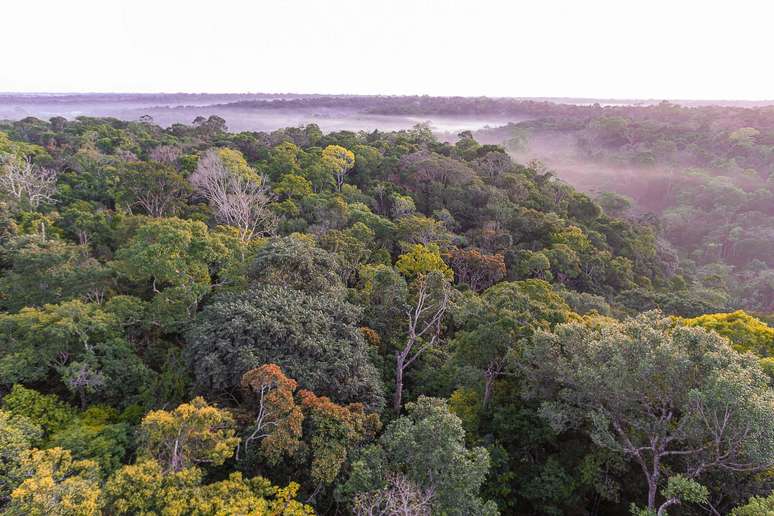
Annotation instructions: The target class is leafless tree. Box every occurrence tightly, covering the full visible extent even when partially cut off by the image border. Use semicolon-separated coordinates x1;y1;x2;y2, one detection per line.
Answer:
149;145;182;166
189;149;276;241
394;271;451;413
0;155;58;208
476;150;512;179
114;149;139;162
353;474;434;516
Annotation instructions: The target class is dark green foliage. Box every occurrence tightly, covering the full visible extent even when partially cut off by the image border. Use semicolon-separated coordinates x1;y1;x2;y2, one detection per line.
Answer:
186;285;385;408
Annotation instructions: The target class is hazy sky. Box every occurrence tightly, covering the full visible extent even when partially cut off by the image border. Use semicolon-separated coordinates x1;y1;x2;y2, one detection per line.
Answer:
2;0;772;100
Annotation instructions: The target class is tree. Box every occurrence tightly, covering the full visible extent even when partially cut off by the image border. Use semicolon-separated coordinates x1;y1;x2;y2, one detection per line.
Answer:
103;458;313;515
356;264;409;344
189;149;276;241
0;302;151;406
0;410;41;503
319;223;375;283
297;389;381;491
393;270;452;413
341;396;498;516
682;310;774;356
112;217;226;328
732;490;774;515
322;144;355;191
476;150;512;179
395;243;453;281
8;447;102;516
446;247;506;292
0;235;112;311
148;145;182;165
521;311;774;513
1;385;75;438
137;397;239;473
186;285;385;408
395;214;452;247
453;280;573;409
352;473;434;516
48;406;131;475
115;161;190;217
0;155;58;209
248;236;345;296
240;364;304;464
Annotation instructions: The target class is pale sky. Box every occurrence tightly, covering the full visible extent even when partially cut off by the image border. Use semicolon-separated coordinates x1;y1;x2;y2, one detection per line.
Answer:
1;0;772;100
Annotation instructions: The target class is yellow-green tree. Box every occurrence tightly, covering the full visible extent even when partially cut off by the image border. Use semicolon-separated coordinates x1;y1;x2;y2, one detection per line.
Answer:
8;447;102;516
103;458;313;515
322;145;355;191
682;310;774;356
137;397;239;473
395;243;453;281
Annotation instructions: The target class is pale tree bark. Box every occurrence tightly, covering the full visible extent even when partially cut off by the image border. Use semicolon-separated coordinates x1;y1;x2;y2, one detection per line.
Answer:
189;150;276;241
353;474;435;516
393;273;450;413
0;156;58;208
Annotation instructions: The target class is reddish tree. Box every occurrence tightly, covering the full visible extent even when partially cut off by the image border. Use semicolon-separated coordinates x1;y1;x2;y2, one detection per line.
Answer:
446;247;506;292
240;364;304;464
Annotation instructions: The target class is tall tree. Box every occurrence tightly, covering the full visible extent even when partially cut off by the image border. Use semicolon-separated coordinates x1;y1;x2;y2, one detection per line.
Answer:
0;155;57;209
322;145;355;191
521;311;774;514
341;396;498;516
186;285;385;408
393;270;452;413
189;149;276;241
137;397;239;473
240;364;304;464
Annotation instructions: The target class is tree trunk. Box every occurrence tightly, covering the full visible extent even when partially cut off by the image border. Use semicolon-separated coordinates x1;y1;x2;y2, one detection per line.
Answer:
483;373;495;409
394;355;405;414
647;476;657;511
657;498;679;516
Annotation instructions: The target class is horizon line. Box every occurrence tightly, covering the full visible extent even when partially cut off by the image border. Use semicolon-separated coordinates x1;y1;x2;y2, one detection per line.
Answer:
1;92;774;104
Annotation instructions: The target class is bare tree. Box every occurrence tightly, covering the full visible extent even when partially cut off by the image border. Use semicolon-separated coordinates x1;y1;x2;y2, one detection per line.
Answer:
353;474;434;516
0;155;58;208
149;145;182;166
394;271;451;413
189;150;276;241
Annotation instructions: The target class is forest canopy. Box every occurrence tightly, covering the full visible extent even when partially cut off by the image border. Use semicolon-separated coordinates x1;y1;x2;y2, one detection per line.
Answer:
0;110;772;515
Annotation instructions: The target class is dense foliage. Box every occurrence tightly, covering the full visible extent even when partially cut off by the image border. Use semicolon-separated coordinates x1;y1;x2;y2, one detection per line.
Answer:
474;101;774;314
0;112;772;515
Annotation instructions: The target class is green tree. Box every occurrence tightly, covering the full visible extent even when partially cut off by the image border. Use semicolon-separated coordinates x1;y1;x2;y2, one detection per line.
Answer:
112;217;226;329
115;161;190;217
186;285;384;408
521;311;774;513
341;396;498;515
0;235;112;311
0;302;151;406
248;236;345;296
453;280;573;408
732;490;774;515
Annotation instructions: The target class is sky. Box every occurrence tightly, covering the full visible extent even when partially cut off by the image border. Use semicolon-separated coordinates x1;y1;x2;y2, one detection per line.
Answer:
1;0;773;100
